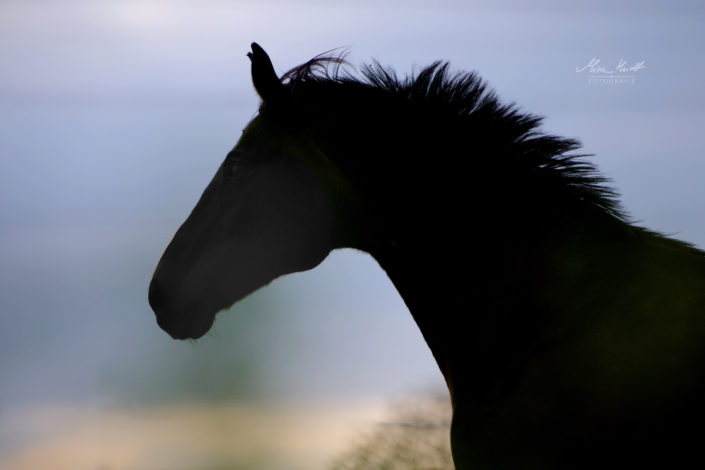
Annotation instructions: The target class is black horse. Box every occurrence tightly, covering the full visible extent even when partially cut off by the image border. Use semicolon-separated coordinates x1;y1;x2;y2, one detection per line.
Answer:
149;43;705;469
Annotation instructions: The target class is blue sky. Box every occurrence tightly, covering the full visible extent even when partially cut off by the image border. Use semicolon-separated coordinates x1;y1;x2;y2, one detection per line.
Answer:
1;1;704;469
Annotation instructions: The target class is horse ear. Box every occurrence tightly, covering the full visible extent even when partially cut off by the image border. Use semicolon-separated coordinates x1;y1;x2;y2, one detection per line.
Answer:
247;42;286;103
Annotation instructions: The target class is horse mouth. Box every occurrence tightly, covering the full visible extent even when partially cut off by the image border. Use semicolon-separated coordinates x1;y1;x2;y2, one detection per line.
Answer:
157;309;216;340
149;262;275;340
148;278;219;340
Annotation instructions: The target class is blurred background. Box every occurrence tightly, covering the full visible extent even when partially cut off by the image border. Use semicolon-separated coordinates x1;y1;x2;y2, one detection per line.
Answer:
1;1;704;469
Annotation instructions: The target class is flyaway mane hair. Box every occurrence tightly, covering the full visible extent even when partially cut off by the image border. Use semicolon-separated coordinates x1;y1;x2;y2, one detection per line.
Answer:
266;52;628;228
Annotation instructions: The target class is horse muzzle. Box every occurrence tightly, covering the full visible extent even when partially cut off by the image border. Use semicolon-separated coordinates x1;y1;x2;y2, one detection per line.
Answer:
148;278;216;340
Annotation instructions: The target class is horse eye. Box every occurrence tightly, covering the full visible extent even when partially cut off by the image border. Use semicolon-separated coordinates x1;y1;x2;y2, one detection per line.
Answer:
227;160;252;181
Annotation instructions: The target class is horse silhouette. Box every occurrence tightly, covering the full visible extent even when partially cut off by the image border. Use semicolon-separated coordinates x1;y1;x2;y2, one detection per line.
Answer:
149;43;705;469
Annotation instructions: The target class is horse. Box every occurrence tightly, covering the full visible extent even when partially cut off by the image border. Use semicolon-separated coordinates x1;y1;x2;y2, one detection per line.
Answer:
149;43;705;469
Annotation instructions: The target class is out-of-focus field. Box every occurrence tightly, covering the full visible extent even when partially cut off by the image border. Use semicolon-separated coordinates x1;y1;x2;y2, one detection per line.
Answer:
1;400;388;470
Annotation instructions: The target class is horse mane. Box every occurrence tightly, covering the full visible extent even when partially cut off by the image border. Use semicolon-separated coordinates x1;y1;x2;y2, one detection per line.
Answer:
274;52;628;225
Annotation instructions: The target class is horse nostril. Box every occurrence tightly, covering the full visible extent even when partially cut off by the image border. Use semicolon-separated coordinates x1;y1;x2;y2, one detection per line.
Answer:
148;279;162;313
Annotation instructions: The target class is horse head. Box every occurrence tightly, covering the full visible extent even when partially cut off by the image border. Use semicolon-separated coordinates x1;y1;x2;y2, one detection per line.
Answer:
149;44;339;339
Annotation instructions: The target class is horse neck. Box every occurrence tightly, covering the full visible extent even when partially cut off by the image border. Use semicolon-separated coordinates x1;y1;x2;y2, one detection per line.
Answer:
368;234;524;404
371;244;454;372
313;112;618;403
366;206;622;407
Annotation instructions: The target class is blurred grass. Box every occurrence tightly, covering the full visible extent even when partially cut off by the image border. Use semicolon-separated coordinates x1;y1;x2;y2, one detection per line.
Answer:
328;392;454;470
